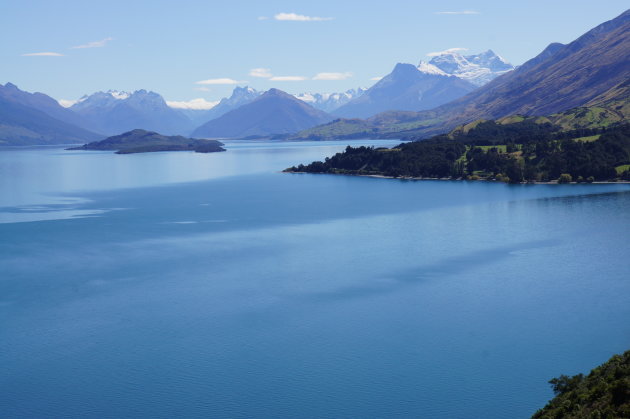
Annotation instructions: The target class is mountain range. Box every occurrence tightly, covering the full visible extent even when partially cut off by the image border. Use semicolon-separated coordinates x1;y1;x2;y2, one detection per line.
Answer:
187;86;262;125
1;10;627;146
331;50;513;119
293;9;630;140
192;89;335;138
332;63;478;118
0;83;101;145
70;90;193;135
295;88;367;113
427;49;514;86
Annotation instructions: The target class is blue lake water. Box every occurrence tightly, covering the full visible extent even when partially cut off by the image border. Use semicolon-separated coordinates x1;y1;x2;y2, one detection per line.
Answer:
1;140;629;418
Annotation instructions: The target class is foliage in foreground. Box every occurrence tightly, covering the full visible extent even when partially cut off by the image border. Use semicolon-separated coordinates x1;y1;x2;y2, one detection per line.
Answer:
532;350;630;419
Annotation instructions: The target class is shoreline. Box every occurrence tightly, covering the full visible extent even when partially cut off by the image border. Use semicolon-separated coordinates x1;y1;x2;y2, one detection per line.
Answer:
285;171;630;185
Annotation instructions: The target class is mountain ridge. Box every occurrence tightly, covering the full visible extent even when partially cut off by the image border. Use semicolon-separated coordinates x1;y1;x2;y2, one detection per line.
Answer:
192;88;335;138
292;9;630;140
333;63;477;119
0;94;102;146
70;89;193;135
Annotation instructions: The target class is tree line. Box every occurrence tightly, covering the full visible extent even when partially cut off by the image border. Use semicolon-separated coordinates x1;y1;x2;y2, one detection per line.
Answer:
286;121;630;183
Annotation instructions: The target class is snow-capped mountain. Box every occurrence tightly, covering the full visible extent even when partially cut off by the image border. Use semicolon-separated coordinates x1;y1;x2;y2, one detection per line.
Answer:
192;88;334;138
416;62;448;76
71;90;131;112
333;63;476;119
70;90;192;135
197;86;262;123
294;88;367;112
426;50;514;86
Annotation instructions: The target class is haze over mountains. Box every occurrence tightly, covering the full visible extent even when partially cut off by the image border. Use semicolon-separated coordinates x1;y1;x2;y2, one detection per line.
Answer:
0;83;366;144
0;83;101;145
192;89;335;138
0;9;627;146
295;88;367;113
295;9;630;140
333;63;478;118
70;90;192;135
332;50;513;119
436;10;630;124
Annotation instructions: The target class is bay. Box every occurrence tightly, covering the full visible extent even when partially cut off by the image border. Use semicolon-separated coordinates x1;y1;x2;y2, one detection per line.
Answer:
1;140;629;418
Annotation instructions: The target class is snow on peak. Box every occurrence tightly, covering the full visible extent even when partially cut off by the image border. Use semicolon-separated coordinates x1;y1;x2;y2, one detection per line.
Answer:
426;49;514;86
57;99;77;108
166;98;219;110
107;90;131;100
293;88;366;112
417;61;448;76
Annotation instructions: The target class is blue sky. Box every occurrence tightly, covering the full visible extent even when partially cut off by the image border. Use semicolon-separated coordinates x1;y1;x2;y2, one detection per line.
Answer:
1;0;628;107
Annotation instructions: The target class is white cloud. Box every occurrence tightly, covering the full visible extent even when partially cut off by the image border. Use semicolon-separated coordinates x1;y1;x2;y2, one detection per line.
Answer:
426;47;468;57
250;68;273;78
370;76;383;81
269;75;307;81
22;52;64;56
58;99;77;108
274;12;333;21
166;98;219;110
195;78;247;85
71;37;114;49
435;11;480;15
312;72;353;81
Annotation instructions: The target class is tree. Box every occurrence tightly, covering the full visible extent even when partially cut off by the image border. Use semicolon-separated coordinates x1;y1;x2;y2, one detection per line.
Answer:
558;173;573;184
549;374;584;395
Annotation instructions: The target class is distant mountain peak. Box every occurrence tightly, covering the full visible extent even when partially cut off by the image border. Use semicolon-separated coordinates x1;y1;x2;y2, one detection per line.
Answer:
333;61;476;118
3;82;19;90
293;88;367;112
192;87;334;138
427;49;514;86
0;81;97;135
391;63;420;75
70;88;191;135
107;90;131;100
233;86;256;93
179;86;263;127
264;88;288;97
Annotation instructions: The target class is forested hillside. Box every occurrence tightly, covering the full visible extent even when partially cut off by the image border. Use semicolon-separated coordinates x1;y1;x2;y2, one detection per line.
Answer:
286;122;630;183
532;350;630;418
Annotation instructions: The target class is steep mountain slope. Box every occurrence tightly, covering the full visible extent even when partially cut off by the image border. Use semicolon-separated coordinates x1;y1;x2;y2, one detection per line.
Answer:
0;96;102;146
333;63;476;118
296;9;630;140
192;89;335;138
71;90;192;135
0;83;94;131
440;10;630;122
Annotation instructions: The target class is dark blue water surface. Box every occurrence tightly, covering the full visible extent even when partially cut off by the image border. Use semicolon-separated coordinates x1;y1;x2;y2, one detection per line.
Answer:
1;140;629;418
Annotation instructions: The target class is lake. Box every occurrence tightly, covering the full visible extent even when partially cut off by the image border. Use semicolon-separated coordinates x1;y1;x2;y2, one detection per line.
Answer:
1;140;629;418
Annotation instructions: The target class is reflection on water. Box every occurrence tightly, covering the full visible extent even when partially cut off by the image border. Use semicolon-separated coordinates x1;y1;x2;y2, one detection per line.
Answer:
0;139;400;221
